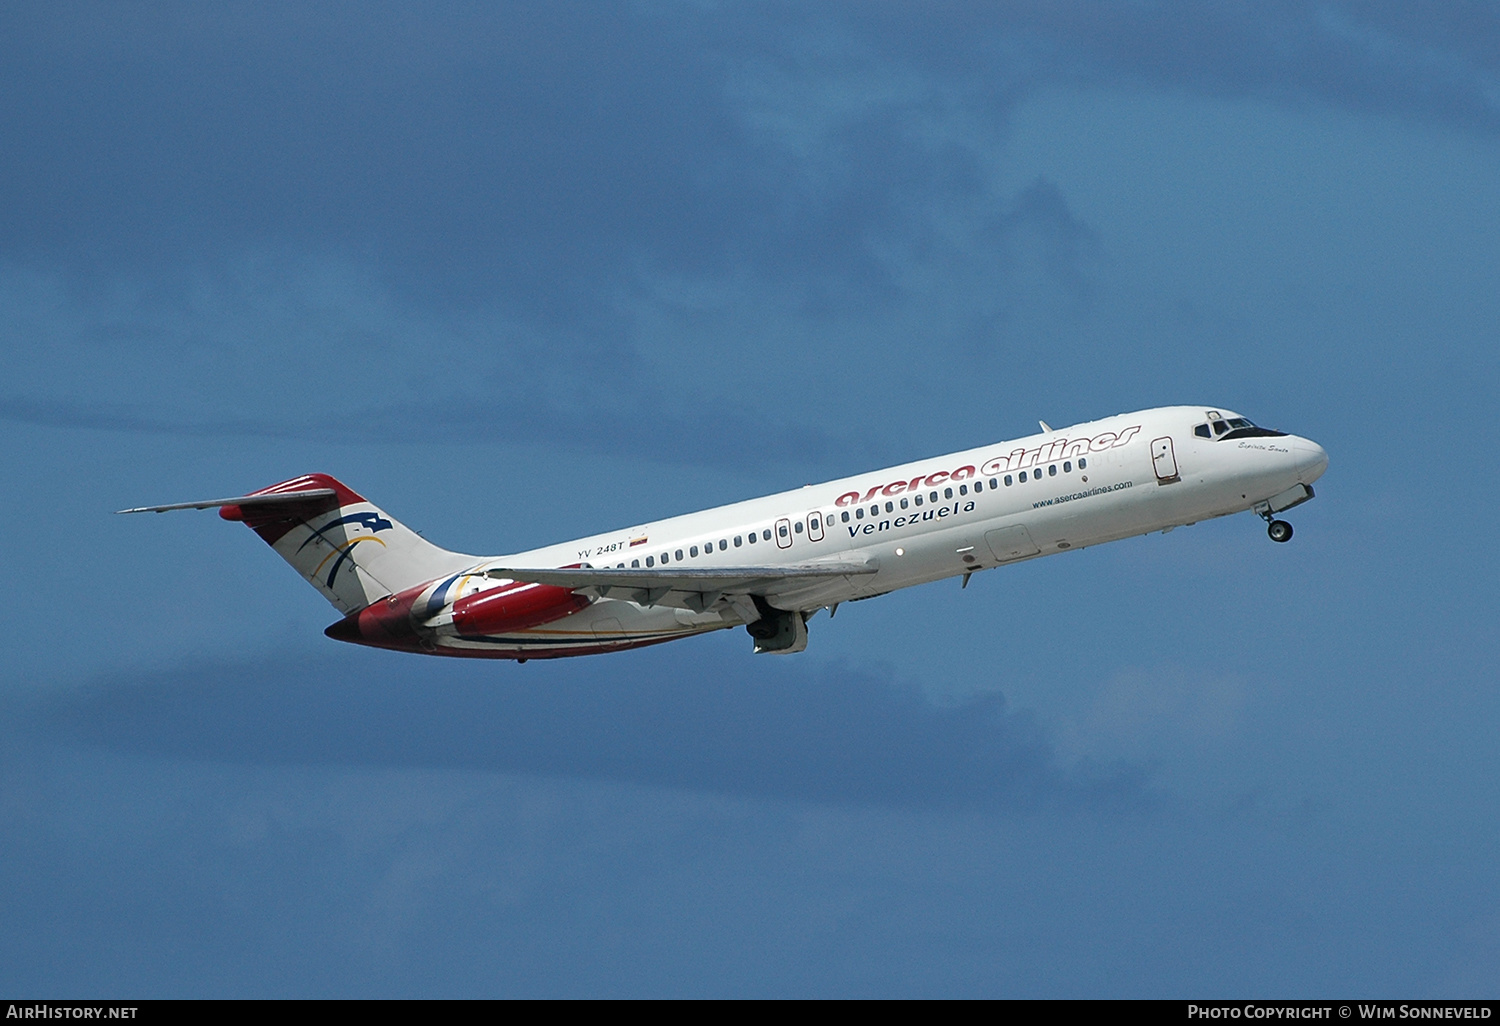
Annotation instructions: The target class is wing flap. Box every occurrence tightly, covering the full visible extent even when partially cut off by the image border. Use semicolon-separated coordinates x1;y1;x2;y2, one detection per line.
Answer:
478;561;876;610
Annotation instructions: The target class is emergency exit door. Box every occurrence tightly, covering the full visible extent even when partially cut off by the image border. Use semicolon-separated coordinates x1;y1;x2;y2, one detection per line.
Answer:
1151;436;1180;483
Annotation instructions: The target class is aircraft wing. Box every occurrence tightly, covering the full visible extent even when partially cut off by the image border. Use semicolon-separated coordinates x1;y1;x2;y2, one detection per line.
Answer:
482;560;877;614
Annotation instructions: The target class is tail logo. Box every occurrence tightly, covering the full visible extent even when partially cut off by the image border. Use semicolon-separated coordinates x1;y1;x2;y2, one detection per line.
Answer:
315;537;388;587
296;511;394;554
297;509;395;589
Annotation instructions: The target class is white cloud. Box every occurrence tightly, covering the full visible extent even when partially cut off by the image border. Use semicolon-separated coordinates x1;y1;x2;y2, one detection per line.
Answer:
1055;663;1249;765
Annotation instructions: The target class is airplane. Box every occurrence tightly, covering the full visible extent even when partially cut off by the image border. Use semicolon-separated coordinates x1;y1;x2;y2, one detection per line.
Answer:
118;406;1328;660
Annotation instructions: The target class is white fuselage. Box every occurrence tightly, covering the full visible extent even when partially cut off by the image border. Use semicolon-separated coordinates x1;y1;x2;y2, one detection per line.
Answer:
427;406;1328;657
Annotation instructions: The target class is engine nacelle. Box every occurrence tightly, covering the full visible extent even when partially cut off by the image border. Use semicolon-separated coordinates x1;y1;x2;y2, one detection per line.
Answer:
450;581;590;636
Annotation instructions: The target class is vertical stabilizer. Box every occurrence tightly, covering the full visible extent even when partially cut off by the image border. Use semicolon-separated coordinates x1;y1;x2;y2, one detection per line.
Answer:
219;474;478;613
119;474;479;614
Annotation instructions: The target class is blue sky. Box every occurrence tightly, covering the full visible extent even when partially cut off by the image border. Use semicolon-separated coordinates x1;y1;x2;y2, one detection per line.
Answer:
2;2;1498;996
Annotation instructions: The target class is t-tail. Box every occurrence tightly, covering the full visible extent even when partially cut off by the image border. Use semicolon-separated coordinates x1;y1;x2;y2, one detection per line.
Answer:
116;473;478;615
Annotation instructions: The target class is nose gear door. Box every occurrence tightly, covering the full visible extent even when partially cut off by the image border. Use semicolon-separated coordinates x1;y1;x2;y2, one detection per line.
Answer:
1151;436;1180;483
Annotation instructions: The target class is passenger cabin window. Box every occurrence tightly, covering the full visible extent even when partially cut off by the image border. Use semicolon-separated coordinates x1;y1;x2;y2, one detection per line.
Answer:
676;549;683;560
914;494;923;506
884;502;893;513
646;556;654;567
763;529;771;541
794;521;803;533
1063;461;1072;472
1004;475;1013;486
747;532;756;544
1049;465;1057;476
690;545;698;557
719;540;728;551
632;559;640;568
734;535;742;546
842;511;850;522
1078;458;1087;469
900;498;908;509
855;508;864;520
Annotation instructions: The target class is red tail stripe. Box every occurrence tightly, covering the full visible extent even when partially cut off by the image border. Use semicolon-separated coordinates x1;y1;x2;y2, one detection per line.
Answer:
228;474;367;545
247;473;366;506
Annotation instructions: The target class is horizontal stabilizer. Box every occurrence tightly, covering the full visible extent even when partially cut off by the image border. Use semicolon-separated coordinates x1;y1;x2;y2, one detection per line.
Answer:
115;489;338;514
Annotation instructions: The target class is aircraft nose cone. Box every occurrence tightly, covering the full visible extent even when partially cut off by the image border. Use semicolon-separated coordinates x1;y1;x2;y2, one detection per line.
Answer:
1295;438;1329;484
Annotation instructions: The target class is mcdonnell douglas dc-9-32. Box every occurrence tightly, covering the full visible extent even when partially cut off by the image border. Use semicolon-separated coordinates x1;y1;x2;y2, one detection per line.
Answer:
120;406;1328;660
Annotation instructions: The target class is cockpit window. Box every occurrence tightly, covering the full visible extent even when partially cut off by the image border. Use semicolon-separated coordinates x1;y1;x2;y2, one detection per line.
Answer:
1221;425;1288;439
1195;424;1211;438
1210;416;1290;440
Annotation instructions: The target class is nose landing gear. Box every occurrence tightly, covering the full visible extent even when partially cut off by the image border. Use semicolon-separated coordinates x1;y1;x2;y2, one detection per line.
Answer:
1254;485;1314;543
1258;506;1294;543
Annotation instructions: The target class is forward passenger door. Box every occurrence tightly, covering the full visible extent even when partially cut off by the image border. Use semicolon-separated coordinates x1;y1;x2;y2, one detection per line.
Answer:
1151;436;1180;483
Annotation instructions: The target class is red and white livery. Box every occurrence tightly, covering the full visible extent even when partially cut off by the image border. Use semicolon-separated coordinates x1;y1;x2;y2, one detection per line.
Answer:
120;406;1328;659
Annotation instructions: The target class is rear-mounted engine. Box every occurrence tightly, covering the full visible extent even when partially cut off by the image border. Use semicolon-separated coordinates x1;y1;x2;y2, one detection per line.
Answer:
450;581;590;636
